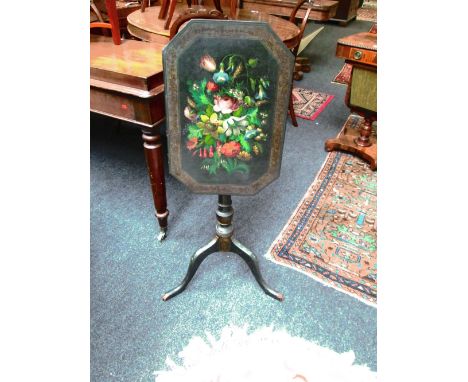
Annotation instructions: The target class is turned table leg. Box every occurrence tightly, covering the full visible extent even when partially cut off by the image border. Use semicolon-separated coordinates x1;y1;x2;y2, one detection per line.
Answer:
355;116;373;147
142;130;169;241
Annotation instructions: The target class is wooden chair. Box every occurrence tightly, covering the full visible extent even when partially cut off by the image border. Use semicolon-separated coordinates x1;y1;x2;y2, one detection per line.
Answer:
141;0;237;31
90;0;121;45
287;0;314;126
169;8;228;39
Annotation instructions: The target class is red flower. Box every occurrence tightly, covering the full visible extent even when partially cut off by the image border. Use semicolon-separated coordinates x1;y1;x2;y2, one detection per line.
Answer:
206;81;219;92
186;137;198;150
220;141;241;158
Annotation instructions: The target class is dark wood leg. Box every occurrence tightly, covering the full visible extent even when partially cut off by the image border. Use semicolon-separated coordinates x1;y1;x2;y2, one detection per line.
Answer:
162;237;219;301
163;0;178;29
142;130;169;241
295;57;311;73
231;238;284;301
159;0;169;19
355;116;373;147
162;195;283;301
213;0;223;13
141;0;148;12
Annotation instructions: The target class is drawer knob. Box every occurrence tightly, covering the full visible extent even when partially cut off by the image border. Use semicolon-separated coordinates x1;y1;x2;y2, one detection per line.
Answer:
353;51;362;60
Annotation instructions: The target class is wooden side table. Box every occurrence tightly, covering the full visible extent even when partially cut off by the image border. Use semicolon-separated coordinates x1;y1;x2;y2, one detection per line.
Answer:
325;32;377;170
90;35;169;240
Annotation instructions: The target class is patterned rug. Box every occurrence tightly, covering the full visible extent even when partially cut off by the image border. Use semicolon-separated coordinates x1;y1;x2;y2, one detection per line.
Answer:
357;7;377;22
267;114;377;306
292;88;335;121
332;63;353;85
332;24;377;85
154;325;377;382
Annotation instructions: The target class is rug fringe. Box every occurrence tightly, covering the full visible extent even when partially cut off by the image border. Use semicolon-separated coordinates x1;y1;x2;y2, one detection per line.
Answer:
265;252;376;307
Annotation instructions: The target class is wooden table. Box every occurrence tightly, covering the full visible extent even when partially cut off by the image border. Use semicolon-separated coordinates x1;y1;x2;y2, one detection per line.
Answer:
325;32;377;170
90;35;169;240
127;5;302;48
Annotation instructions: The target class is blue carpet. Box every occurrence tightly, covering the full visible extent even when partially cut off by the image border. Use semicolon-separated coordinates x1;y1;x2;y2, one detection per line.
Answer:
91;20;376;382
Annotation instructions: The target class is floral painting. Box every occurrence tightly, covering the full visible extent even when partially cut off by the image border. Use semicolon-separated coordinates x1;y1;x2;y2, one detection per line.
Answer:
181;52;273;178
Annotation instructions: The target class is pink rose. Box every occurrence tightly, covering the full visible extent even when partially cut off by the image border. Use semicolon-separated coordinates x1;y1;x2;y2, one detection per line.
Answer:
213;95;239;114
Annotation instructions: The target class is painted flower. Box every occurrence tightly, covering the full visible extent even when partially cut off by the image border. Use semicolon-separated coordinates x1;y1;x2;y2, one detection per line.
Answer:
237;151;252;161
220;115;247;137
220;141;241;158
199;55;216;72
206;81;219;92
255;84;267;100
186;137;198;150
213;63;230;84
213;95;239;114
184;106;197;121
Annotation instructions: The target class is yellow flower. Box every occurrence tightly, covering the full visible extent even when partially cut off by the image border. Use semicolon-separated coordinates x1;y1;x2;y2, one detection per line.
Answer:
237;151;252;161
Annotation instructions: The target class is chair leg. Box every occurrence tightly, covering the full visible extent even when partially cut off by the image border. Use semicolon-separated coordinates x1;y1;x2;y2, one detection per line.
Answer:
164;0;178;29
289;91;298;127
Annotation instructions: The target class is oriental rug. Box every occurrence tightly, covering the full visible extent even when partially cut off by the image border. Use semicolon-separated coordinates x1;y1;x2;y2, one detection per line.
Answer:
357;7;377;22
154;325;377;382
332;63;353;85
292;88;335;121
266;114;377;306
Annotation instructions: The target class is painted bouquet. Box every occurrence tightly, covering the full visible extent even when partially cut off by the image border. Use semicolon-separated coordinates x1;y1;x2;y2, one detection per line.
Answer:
184;53;271;176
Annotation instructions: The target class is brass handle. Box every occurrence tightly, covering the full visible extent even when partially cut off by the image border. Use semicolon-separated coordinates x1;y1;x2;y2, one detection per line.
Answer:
353;51;362;60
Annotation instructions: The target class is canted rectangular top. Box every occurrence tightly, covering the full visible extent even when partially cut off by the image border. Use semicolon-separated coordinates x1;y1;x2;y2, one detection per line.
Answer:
337;32;377;52
90;35;165;92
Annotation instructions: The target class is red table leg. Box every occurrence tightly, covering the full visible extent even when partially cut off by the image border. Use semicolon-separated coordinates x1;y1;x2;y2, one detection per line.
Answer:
142;130;169;240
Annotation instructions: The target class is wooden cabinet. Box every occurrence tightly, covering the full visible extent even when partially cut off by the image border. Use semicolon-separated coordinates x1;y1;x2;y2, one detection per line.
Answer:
325;32;377;170
330;0;360;25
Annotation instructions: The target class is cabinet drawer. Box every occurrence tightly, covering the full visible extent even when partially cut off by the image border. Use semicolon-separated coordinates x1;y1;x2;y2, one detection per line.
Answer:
90;87;165;126
336;44;377;66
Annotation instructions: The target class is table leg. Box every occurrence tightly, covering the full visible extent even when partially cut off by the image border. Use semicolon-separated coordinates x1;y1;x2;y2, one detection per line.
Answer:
142;130;169;241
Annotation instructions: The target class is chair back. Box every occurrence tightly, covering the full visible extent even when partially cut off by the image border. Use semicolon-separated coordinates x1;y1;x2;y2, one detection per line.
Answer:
90;0;121;45
169;9;228;39
289;0;314;56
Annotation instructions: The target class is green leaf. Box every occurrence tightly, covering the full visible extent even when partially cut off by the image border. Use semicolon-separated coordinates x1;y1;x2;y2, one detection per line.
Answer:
249;78;256;92
204;135;216;146
232;106;243;117
247;58;258;68
218;134;227;143
239;136;251;153
206;104;214;116
188;125;202;139
234;162;249;174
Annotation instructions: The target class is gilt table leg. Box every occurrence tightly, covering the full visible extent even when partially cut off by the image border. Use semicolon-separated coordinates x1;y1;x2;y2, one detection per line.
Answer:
142;129;169;241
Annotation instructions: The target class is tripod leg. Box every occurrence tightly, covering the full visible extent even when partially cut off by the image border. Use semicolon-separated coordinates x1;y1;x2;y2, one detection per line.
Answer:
162;237;219;301
231;238;284;301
